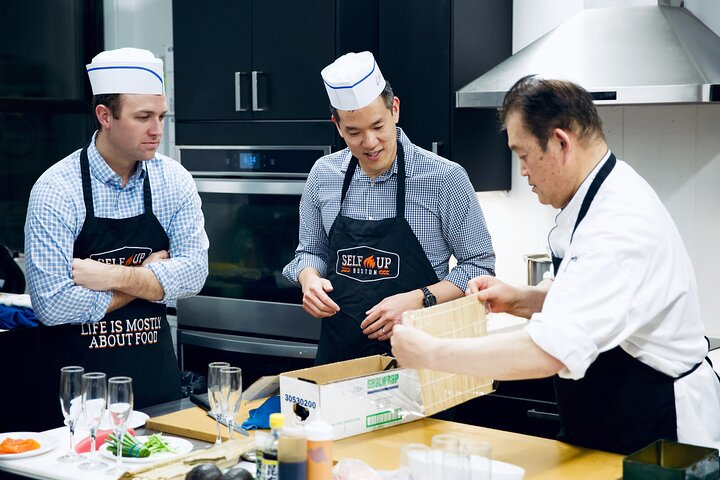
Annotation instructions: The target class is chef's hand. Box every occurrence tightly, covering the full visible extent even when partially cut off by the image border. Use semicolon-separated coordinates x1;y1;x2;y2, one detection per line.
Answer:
361;290;423;341
299;270;340;318
142;249;169;266
390;323;435;369
72;258;117;291
466;275;518;313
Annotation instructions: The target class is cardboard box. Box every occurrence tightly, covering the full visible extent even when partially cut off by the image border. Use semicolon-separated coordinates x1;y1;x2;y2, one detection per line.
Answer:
242;297;505;440
278;354;494;440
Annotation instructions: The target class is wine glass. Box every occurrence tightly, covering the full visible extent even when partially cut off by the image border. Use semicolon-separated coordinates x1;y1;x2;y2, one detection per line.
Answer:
208;361;230;444
105;377;133;476
219;366;242;440
78;372;107;471
57;366;84;463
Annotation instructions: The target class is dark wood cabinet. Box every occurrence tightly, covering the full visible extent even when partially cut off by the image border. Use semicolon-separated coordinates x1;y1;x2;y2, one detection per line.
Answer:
172;0;378;147
378;0;513;191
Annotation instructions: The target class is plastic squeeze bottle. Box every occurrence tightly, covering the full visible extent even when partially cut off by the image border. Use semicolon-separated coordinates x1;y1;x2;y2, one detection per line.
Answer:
278;425;308;480
305;420;333;480
254;431;270;480
260;413;285;480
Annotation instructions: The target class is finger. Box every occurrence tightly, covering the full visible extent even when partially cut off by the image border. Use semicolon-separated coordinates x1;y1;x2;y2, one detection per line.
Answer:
303;294;337;317
360;310;381;330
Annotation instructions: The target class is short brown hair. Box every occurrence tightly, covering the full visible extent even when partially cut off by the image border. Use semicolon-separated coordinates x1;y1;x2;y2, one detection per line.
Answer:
91;94;123;130
498;75;604;150
330;81;395;122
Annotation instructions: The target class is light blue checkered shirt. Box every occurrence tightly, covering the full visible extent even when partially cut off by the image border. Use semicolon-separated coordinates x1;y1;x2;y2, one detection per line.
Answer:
24;133;209;326
283;128;495;291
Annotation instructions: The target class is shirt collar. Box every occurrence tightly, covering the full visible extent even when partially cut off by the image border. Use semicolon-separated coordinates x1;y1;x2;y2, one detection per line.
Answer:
340;127;413;181
549;150;612;256
88;131;147;187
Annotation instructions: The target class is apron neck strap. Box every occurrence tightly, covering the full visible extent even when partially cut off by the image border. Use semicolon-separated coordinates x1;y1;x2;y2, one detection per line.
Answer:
80;144;95;218
571;152;616;242
340;140;406;218
79;144;154;217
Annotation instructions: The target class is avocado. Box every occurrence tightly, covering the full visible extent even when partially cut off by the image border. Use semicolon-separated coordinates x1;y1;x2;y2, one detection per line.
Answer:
185;463;223;480
222;466;254;480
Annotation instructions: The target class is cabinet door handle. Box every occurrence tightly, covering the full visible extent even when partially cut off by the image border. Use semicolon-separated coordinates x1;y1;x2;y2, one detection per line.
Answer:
252;71;266;111
432;141;443;154
234;72;248;111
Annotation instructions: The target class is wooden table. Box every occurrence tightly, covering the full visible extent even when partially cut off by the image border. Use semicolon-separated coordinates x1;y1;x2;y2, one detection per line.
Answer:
334;418;623;479
146;399;623;479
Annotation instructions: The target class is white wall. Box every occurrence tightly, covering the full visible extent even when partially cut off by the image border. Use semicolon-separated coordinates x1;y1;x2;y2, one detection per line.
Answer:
492;1;720;335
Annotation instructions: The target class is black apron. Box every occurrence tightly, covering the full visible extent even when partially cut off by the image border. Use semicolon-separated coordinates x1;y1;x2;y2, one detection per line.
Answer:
315;142;439;365
550;153;702;454
45;146;181;409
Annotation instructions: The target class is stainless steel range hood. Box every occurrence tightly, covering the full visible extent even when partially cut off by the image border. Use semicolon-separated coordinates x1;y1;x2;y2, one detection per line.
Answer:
456;4;720;107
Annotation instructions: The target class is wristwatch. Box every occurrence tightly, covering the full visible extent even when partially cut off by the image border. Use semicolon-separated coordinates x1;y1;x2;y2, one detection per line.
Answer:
421;286;437;308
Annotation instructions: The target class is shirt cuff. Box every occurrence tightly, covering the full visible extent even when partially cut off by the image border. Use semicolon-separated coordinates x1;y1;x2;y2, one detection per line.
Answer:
144;263;172;302
524;314;598;380
89;290;113;322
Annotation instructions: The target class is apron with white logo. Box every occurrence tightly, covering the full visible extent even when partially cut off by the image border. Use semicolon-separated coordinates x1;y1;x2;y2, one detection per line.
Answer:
44;146;181;409
315;142;439;365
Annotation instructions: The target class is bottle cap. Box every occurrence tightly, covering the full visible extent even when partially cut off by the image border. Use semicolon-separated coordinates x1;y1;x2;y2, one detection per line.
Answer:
304;420;334;441
269;413;286;429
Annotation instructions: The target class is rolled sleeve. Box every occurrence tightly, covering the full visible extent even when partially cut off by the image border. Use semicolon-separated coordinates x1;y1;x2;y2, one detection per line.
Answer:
25;179;112;325
282;169;331;286
440;166;495;291
150;180;209;302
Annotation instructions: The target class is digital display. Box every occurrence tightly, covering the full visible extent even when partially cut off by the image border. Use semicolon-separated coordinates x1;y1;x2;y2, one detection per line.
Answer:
239;152;260;170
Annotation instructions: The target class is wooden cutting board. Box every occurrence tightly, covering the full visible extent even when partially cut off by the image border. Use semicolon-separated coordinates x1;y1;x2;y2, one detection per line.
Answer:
146;399;265;442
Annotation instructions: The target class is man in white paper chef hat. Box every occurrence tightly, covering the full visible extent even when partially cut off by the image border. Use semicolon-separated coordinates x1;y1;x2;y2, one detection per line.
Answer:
283;51;495;366
24;47;208;410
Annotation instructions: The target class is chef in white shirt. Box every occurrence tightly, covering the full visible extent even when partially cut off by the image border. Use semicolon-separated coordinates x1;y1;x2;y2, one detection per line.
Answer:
391;75;720;454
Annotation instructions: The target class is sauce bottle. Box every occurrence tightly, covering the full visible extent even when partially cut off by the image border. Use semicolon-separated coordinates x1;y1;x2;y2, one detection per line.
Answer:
254;431;270;480
260;413;285;480
305;420;333;480
278;425;307;480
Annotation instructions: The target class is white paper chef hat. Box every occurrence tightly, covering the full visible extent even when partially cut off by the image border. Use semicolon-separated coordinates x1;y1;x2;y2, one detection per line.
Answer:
321;51;386;111
86;47;164;95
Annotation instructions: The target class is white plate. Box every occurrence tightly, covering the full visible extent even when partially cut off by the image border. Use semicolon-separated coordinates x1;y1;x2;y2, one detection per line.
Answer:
0;432;58;460
76;410;149;431
98;435;193;464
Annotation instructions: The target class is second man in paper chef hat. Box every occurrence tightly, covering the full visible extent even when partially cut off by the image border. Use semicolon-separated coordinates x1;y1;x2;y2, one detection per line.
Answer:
283;51;495;364
24;47;209;410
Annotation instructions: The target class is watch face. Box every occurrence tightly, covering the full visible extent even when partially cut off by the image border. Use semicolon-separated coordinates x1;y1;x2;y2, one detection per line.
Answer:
423;293;436;307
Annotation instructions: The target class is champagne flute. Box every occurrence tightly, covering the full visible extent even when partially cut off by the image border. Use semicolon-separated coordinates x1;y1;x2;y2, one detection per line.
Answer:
78;372;107;471
106;377;133;476
219;366;242;441
57;366;84;463
208;361;230;444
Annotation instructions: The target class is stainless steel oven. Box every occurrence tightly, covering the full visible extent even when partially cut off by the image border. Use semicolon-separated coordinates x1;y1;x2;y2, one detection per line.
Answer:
176;145;330;387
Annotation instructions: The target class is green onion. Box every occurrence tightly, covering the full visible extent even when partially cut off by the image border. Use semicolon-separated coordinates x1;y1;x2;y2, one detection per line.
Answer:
106;433;151;458
144;433;177;454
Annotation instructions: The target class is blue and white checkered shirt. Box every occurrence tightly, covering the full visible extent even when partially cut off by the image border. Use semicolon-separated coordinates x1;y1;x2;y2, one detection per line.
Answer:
24;132;209;326
283;128;495;291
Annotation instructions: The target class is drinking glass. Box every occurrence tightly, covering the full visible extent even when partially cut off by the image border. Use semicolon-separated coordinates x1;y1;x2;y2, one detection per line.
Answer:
220;366;242;440
78;372;107;471
105;377;133;476
431;433;460;480
208;361;230;444
400;443;430;480
459;439;491;480
57;366;84;463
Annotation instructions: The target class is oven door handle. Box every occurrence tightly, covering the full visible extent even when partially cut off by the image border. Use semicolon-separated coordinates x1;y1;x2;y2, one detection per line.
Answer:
178;330;317;359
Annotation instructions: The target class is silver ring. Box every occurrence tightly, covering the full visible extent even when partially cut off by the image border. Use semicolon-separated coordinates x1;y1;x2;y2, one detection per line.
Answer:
381;326;385;335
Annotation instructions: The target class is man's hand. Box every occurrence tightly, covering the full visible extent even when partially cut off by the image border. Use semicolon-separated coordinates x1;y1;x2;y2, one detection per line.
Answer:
390;323;436;369
300;270;340;318
466;275;519;313
72;258;118;291
142;249;169;266
361;290;423;342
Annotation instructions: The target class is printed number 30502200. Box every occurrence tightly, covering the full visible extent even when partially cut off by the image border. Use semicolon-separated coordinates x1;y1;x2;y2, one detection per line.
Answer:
284;394;317;409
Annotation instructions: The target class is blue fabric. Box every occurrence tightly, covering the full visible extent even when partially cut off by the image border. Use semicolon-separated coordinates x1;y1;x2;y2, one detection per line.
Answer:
241;395;281;430
0;305;39;329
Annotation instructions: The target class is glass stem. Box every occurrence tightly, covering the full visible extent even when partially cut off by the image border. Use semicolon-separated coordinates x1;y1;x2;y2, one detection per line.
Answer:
67;422;75;456
116;428;124;467
228;418;234;441
215;415;222;445
89;428;97;463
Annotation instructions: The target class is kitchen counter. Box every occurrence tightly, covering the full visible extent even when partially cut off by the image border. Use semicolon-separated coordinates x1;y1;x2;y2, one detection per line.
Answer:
0;396;623;480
